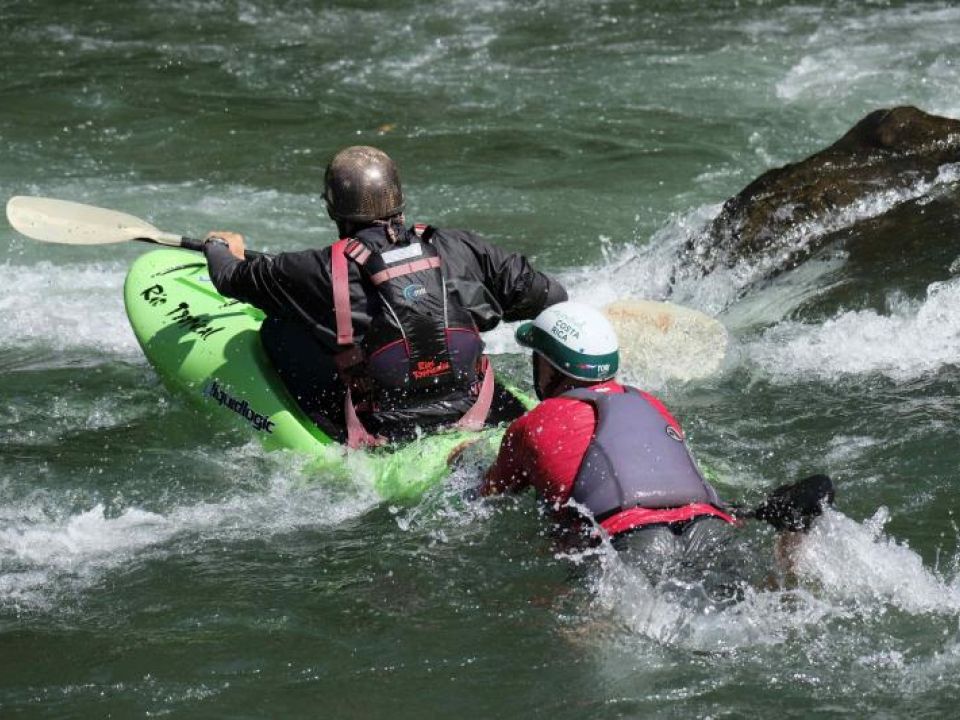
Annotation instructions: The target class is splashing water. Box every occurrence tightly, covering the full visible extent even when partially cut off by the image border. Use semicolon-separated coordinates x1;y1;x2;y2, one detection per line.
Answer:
585;506;960;653
0;448;381;612
746;277;960;382
793;508;960;615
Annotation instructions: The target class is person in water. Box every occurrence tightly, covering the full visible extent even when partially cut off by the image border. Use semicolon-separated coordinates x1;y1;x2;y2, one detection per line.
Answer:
201;145;567;446
481;301;833;567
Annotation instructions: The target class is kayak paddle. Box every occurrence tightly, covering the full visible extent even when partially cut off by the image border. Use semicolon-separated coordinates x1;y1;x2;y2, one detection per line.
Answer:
6;195;726;379
603;299;728;381
5;195;263;258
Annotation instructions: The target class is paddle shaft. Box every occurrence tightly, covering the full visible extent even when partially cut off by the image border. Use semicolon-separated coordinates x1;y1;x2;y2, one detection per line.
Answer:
136;234;267;260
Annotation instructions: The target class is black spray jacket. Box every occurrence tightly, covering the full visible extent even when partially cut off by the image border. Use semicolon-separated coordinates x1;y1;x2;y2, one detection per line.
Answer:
204;224;567;352
203;223;567;437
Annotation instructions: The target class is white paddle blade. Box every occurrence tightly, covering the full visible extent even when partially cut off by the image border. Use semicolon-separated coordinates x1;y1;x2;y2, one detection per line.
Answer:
603;299;728;382
6;196;176;246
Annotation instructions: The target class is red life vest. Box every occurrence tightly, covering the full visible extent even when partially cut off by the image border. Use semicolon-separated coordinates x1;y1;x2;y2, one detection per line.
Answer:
331;224;495;447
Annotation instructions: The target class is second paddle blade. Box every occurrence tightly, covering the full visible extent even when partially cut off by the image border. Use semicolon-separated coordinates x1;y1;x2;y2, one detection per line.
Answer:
603;299;728;381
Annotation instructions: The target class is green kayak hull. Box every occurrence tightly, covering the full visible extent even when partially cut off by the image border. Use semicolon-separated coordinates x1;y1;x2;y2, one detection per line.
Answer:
123;248;529;500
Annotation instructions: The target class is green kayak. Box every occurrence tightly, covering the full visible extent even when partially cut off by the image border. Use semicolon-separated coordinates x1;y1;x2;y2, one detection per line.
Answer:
122;248;530;499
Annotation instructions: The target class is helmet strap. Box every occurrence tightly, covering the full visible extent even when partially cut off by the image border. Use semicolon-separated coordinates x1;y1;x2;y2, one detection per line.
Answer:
372;214;405;244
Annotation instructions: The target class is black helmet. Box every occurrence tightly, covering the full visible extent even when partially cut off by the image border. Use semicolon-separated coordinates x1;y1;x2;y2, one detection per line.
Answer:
323;146;405;223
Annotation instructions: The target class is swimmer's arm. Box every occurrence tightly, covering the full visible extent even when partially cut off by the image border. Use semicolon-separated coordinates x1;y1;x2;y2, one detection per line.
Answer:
480;421;533;496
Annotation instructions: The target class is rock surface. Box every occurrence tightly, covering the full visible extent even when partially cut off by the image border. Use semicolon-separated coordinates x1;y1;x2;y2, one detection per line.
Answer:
682;106;960;280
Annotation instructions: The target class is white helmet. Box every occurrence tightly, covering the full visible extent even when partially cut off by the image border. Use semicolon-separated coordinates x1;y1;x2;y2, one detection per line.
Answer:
515;301;619;381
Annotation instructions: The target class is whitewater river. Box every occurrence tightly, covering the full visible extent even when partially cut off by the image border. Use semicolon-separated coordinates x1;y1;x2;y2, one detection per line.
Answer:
2;1;960;717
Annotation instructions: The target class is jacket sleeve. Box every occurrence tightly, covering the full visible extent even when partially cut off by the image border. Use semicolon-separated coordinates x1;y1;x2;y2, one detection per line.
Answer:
204;243;283;315
445;231;567;330
203;243;335;329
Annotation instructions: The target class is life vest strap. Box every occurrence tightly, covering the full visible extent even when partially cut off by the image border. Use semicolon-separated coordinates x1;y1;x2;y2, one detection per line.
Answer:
334;346;365;372
344;389;386;449
369;256;442;286
413;223;432;239
453;356;495;431
331;239;354;346
344;239;371;265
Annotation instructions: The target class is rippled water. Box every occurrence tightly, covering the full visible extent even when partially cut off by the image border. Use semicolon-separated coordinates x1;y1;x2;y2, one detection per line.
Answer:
2;1;960;717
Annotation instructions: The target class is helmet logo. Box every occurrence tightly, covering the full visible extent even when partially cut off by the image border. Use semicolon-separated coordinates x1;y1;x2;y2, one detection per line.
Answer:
520;302;619;382
577;362;611;373
403;283;428;302
550;317;582;343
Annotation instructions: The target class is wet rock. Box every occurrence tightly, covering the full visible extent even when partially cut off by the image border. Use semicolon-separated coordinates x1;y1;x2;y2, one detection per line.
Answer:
792;190;960;320
683;106;960;280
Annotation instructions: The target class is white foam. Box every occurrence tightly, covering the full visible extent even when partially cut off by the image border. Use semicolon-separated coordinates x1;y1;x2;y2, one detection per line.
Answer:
591;541;834;651
0;504;170;609
0;261;139;357
476;205;738;388
775;5;960;110
0;449;380;610
777;47;891;103
530;204;725;320
481;231;732;389
793;508;960;615
590;506;960;652
1;504;169;567
824;435;881;466
745;277;960;382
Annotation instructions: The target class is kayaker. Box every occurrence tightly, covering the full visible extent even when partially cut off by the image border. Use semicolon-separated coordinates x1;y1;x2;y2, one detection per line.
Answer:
481;301;832;561
201;145;567;446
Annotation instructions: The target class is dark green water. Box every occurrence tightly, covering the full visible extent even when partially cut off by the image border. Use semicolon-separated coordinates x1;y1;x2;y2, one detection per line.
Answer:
3;1;960;717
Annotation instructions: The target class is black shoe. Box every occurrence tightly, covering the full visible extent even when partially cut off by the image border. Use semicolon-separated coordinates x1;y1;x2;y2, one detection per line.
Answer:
753;474;835;532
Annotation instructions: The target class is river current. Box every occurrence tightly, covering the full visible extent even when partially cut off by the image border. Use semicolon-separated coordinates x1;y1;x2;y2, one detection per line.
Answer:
2;1;960;717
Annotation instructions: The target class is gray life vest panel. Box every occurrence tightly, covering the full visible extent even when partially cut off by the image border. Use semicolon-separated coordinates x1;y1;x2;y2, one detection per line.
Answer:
565;387;721;520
